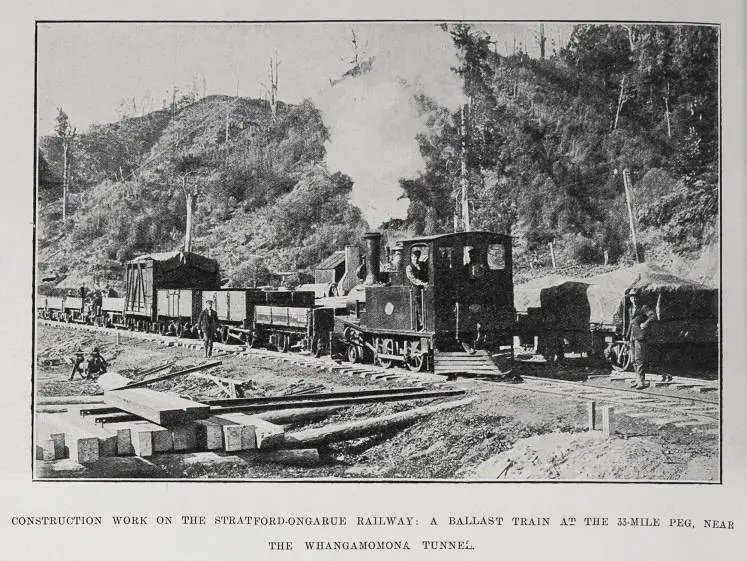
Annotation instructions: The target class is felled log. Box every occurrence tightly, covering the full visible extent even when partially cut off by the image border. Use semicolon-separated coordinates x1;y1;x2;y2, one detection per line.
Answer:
37;396;105;406
277;397;474;448
35;456;167;479
256;406;345;425
148;449;321;472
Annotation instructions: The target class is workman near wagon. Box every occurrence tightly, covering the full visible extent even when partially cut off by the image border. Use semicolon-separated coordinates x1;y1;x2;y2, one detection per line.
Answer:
85;347;108;379
69;347;86;381
198;299;219;358
626;288;658;389
406;249;429;331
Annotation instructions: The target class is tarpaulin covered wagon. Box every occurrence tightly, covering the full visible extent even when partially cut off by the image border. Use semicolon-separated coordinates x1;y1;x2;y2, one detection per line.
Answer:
514;264;718;370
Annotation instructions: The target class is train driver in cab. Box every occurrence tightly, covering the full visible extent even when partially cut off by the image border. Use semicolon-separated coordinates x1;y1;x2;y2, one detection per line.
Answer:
464;247;486;280
406;249;429;287
406;248;428;331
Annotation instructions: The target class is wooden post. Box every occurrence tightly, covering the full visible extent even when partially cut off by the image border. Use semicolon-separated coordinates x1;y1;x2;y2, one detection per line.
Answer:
116;330;121;346
548;240;556;269
587;401;596;431
602;406;614;437
622;169;641;263
460;105;471;232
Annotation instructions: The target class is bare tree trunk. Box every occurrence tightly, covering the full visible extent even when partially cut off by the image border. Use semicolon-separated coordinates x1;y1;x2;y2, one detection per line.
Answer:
613;75;627;131
539;23;546;59
460;105;470;232
62;141;68;221
184;184;195;253
268;52;280;122
663;80;672;137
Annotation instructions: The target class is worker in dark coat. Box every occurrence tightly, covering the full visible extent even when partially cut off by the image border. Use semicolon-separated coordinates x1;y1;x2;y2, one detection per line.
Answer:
198;299;219;357
406;249;428;331
85;347;108;379
69;347;86;380
626;288;658;389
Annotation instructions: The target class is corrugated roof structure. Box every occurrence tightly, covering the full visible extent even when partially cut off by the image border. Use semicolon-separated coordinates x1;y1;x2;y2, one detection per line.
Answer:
316;250;345;270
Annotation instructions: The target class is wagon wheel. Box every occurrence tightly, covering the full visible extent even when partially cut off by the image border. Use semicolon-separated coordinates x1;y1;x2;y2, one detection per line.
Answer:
405;341;426;372
609;341;632;372
376;338;395;369
346;343;361;364
276;333;289;353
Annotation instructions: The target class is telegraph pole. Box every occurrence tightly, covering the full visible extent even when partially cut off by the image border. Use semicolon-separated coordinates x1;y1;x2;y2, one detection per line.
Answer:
622;168;641;263
460;104;471;231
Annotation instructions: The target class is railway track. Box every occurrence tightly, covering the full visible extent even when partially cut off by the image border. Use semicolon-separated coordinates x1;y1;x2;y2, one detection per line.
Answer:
487;375;719;434
38;320;720;434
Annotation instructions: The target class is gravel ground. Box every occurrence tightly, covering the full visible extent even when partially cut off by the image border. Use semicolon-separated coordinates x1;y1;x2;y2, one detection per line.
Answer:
34;324;720;480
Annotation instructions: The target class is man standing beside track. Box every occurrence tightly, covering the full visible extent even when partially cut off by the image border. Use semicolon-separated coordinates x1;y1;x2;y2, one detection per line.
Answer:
198;299;219;358
626;288;657;389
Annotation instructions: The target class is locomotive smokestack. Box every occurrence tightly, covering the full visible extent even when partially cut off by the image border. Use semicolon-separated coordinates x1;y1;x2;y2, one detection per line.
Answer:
362;232;382;285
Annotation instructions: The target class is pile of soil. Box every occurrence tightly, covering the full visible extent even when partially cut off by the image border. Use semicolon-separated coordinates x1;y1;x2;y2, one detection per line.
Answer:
468;431;718;481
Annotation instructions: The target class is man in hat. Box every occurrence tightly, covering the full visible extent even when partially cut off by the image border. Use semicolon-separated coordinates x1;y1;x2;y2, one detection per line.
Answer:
85;347;108;379
406;249;429;331
198;299;219;357
69;347;86;380
626;288;658;389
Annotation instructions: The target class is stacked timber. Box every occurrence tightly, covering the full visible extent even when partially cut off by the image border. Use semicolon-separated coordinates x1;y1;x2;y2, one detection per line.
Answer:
35;384;472;476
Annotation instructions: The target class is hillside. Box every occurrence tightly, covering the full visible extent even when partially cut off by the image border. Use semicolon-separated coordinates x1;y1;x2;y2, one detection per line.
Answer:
37;24;719;292
38;95;368;290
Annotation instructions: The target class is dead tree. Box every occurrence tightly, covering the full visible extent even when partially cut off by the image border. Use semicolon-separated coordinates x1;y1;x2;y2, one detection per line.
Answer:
613;75;629;131
54;108;77;222
261;51;280;122
663;80;672;137
171;154;203;252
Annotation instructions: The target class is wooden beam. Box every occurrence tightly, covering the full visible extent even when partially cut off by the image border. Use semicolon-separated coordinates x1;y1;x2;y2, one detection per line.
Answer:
209;389;465;415
37;413;117;463
104;388;211;425
205;386;428;407
278;397;474;448
217;414;284;449
119;361;222;390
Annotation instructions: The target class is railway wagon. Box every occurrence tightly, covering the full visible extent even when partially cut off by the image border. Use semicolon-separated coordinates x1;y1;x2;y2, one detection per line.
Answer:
336;231;515;374
514;264;718;370
123;251;220;331
251;290;335;354
37;296;85;322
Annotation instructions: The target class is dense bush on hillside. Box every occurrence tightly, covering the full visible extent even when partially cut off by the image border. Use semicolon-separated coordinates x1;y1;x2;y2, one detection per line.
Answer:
38;24;719;290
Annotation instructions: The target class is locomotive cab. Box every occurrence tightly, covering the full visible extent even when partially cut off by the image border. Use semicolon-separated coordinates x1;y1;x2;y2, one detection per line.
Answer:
354;231;514;372
397;231;514;352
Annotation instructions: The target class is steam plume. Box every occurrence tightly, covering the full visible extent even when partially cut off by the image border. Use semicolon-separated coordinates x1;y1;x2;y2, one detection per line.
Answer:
316;25;465;228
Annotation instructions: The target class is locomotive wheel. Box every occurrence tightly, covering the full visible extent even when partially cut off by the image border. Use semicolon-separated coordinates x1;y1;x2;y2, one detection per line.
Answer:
609;342;633;372
277;333;289;353
405;341;425;372
346;343;360;364
376;338;395;369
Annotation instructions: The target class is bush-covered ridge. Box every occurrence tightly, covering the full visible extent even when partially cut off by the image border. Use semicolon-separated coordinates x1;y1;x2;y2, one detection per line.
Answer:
37;24;719;290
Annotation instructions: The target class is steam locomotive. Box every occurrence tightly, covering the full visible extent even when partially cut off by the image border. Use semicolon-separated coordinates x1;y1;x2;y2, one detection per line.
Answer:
37;230;517;375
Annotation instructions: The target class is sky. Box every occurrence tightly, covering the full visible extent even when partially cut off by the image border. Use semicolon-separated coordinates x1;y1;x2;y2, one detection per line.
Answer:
37;22;573;227
37;22;572;135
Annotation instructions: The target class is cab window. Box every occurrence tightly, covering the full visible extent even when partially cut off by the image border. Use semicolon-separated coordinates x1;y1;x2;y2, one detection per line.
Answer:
488;243;506;270
438;247;454;269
